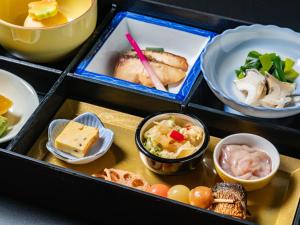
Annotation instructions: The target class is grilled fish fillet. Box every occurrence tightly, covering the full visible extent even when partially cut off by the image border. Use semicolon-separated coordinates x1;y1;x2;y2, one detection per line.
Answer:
114;51;188;87
125;50;188;71
211;183;247;219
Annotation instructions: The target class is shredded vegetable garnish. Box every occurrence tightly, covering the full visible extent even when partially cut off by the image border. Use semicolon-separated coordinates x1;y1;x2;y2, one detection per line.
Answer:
143;118;204;159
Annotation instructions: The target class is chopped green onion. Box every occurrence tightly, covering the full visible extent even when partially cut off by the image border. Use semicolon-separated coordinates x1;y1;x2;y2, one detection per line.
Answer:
146;47;164;52
272;56;286;82
285;69;299;82
237;72;246;79
284;58;295;73
259;53;274;74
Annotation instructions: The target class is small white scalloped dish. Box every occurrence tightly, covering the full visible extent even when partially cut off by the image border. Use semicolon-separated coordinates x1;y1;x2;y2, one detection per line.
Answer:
201;24;300;118
46;112;114;164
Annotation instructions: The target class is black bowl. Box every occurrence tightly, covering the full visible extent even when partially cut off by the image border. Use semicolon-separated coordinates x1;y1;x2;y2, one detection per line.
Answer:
135;111;210;175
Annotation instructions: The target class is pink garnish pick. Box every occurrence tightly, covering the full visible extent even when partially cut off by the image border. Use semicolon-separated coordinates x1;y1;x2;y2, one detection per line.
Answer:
125;32;167;91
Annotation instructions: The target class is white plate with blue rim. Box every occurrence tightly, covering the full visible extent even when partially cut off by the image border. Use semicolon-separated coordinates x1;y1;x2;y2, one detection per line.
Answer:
46;112;114;164
201;24;300;118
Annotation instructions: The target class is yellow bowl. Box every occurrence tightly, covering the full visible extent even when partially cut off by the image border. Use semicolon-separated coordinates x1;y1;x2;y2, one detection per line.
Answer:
213;133;280;191
0;0;97;63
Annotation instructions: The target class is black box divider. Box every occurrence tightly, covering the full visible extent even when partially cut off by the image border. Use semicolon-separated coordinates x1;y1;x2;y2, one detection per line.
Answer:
0;43;72;71
108;0;300;134
65;6;117;75
183;75;204;106
0;59;62;149
0;148;255;225
6;74;66;154
113;0;250;33
7;73;181;155
125;0;300;33
187;103;300;159
3;5;116;151
4;75;256;225
191;77;224;111
67;1;250;110
0;56;61;96
8;72;300;225
66;74;182;113
190;76;300;133
0;0;113;72
67;4;185;107
1;1;299;224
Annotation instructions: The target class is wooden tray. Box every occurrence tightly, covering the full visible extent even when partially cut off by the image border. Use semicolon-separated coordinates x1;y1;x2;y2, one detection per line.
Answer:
28;99;300;225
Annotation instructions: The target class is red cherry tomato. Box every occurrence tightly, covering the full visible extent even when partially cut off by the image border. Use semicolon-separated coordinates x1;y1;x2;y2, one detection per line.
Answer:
148;184;170;198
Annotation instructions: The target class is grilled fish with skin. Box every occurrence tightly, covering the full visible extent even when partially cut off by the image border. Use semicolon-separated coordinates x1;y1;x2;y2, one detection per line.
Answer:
125;50;188;71
114;50;188;88
211;183;247;219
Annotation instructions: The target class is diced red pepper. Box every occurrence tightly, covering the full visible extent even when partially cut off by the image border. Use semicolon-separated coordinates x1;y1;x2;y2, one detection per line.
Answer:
170;130;185;142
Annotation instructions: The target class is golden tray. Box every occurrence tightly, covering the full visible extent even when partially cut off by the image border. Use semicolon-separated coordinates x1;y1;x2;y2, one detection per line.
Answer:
28;99;300;225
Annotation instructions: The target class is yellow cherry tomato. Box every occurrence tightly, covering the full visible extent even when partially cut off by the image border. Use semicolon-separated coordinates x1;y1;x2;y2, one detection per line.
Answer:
167;185;190;204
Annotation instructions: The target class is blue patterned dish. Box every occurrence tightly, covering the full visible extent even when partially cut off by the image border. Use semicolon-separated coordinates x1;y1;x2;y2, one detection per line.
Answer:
75;11;216;102
46;113;114;164
201;24;300;118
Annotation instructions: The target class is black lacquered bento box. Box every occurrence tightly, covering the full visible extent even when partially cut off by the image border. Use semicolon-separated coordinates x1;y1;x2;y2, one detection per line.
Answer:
0;0;299;224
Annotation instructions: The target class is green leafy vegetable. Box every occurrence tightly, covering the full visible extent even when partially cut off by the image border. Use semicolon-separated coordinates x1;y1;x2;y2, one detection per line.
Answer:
236;71;246;79
235;51;299;83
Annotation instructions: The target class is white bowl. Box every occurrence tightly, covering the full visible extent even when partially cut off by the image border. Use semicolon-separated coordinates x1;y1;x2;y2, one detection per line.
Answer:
0;69;39;143
201;24;300;118
46;112;114;164
213;133;280;191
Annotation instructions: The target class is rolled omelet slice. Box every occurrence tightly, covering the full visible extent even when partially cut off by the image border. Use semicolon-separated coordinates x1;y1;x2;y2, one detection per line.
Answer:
0;95;13;116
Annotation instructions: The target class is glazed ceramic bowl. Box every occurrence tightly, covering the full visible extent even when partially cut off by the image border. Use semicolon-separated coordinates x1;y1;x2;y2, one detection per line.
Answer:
46;112;114;164
0;69;39;143
201;24;300;118
213;133;280;191
135;112;209;175
0;0;97;63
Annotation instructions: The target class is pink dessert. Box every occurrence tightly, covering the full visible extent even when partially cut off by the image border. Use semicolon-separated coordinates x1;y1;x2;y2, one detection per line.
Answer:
219;145;272;180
